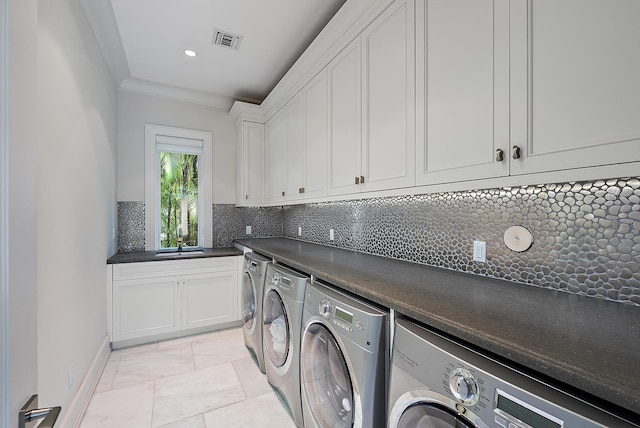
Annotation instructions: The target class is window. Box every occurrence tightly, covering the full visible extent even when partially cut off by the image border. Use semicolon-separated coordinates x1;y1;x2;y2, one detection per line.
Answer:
145;124;212;250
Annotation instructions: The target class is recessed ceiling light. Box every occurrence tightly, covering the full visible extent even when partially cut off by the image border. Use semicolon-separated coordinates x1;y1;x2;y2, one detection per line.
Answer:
184;49;197;57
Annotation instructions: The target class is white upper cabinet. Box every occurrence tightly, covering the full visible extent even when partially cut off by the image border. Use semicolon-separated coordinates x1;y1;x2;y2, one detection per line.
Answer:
265;108;287;203
328;0;415;196
231;101;265;207
328;37;363;196
235;121;264;206
416;0;510;185
509;0;640;175
302;70;329;199
418;0;640;186
286;91;305;200
361;0;415;192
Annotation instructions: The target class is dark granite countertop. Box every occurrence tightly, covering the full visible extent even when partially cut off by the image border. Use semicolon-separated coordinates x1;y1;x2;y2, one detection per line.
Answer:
235;237;640;419
107;247;242;264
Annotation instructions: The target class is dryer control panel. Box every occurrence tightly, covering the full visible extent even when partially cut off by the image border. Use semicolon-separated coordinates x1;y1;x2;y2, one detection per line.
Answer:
304;281;387;353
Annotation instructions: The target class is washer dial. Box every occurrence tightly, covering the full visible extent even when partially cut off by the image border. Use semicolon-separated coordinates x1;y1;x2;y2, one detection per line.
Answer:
449;368;479;406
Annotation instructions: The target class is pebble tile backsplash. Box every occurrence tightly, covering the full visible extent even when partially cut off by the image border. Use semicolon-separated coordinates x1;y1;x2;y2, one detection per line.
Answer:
117;177;640;306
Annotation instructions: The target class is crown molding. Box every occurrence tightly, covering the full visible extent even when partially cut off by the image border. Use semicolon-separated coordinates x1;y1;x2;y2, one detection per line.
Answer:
119;78;236;111
229;101;265;124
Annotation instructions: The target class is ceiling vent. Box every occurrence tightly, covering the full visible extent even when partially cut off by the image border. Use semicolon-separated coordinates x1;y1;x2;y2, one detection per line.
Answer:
212;29;242;50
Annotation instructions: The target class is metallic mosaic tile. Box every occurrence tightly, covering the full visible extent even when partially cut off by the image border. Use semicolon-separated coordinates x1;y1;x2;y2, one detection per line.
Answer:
117;201;145;253
283;178;640;306
212;204;283;247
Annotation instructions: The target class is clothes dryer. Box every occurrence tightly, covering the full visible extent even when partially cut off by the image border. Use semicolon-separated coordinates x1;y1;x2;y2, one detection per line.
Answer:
262;263;309;427
388;318;639;428
241;251;271;373
300;280;388;428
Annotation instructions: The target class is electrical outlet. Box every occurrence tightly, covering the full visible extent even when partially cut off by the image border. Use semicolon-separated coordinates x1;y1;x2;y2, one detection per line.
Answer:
473;240;486;263
329;229;335;241
68;364;74;389
246;225;252;235
298;226;302;236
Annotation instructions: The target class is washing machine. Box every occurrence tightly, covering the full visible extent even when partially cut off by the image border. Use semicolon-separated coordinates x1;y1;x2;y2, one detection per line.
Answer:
241;251;271;373
300;280;388;428
388;318;639;428
262;263;309;428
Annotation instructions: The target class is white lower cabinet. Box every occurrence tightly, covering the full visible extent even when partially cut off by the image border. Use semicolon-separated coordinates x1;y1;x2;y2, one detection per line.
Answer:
109;256;240;346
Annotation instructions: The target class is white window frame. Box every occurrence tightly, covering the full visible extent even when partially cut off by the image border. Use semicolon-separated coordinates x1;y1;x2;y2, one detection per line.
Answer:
145;124;212;250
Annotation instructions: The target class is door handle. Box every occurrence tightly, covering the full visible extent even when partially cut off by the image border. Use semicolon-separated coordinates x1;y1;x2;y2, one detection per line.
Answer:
20;395;61;428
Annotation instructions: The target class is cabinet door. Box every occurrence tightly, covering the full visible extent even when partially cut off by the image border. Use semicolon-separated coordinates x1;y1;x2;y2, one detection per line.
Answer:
416;0;510;185
237;121;264;206
361;0;416;192
113;276;180;341
510;0;640;175
182;272;238;330
286;91;305;200
265;108;287;203
303;70;329;199
328;38;362;196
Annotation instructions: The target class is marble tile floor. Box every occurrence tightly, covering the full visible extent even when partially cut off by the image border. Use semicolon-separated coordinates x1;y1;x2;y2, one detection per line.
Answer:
79;327;297;428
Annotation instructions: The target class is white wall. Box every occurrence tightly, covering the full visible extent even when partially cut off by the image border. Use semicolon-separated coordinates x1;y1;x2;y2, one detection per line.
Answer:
37;0;117;424
117;91;236;204
1;0;38;426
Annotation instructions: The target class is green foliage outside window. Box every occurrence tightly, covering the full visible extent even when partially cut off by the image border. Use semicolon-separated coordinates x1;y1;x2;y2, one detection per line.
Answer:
160;152;199;248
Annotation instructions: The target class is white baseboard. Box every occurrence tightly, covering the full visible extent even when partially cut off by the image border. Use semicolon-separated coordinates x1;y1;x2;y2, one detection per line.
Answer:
56;336;111;428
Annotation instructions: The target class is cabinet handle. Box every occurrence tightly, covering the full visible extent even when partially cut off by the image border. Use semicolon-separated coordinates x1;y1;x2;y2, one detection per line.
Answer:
512;145;521;160
299;187;305;193
281;191;285;197
245;194;248;200
360;176;365;184
496;148;504;162
355;176;360;185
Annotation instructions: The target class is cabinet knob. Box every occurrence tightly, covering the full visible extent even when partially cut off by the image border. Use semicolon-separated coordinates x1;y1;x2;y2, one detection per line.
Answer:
245;194;248;200
355;176;360;185
299;187;305;193
281;191;285;197
360;176;365;184
512;145;521;160
496;148;504;162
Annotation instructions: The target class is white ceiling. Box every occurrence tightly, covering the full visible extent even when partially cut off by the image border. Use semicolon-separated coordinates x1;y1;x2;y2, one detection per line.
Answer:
84;0;346;107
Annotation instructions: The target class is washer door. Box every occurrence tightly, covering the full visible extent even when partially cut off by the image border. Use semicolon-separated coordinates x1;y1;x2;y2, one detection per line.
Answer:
263;289;289;367
301;322;354;428
241;270;257;330
396;403;476;428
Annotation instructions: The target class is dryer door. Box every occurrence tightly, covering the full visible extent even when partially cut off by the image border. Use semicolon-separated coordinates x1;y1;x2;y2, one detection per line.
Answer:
301;322;353;428
263;289;290;367
241;270;257;330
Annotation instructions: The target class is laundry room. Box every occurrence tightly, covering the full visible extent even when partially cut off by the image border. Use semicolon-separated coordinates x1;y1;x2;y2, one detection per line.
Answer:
2;0;640;428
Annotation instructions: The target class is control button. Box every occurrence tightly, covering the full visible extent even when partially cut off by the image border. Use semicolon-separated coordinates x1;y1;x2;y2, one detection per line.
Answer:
494;415;508;428
449;368;479;406
319;300;332;318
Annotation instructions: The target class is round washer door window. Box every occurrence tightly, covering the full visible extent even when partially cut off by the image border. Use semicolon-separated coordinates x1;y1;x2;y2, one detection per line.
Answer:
301;322;353;428
241;271;257;330
263;289;289;367
397;403;477;428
